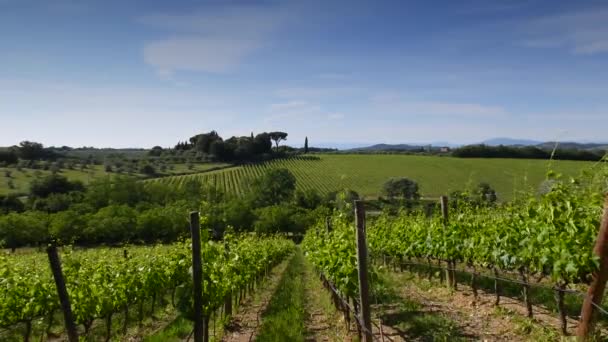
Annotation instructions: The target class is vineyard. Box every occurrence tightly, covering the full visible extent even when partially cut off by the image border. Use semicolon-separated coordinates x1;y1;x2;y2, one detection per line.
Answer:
0;233;294;341
302;166;608;340
148;154;593;200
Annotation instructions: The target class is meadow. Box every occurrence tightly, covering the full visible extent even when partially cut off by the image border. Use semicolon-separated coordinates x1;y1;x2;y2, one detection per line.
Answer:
150;154;596;201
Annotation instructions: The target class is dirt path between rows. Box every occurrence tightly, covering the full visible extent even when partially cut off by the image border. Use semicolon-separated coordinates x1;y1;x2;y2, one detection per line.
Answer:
221;259;291;342
374;270;577;341
302;254;350;342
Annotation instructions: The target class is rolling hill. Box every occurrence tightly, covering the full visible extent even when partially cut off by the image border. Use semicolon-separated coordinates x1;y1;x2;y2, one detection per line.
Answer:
149;154;595;201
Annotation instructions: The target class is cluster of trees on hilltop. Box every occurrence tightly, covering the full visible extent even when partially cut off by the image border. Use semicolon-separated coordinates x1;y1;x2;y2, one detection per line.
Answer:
452;144;606;161
174;131;291;162
0;141;60;163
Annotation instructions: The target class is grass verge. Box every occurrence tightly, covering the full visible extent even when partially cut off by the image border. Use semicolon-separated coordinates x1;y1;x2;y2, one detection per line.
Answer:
256;249;307;341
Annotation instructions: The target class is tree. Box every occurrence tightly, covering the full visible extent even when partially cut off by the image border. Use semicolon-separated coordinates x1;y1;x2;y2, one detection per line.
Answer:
18;141;46;160
304;136;309;154
382;177;420;200
0;150;18;164
139;164;156;176
136;205;186;243
294;188;322;209
222;198;255;232
191;131;222;153
30;174;84;198
250;168;296;206
149;145;164;156
209;140;234;161
252;133;272;155
0;194;24;214
32;192;83;213
268;132;288;151
85;204;137;244
254;205;294;235
0;211;48;251
50;210;88;244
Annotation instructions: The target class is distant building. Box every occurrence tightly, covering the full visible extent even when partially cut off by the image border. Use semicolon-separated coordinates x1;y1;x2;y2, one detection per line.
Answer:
440;146;450;153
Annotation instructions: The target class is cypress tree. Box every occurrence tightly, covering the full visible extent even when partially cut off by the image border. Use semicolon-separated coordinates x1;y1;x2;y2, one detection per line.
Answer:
304;137;309;154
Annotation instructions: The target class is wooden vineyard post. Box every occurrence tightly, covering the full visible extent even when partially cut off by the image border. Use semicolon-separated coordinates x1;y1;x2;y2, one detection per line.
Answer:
326;216;332;233
440;196;455;289
46;245;79;342
224;243;232;317
190;212;204;342
355;201;373;342
577;195;608;340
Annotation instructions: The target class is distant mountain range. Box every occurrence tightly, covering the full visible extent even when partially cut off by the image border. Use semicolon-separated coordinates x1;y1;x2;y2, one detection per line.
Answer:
338;138;608;152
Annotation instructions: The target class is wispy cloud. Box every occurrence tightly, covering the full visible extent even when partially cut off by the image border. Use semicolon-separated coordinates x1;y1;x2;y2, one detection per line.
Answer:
265;100;345;123
327;112;345;120
457;1;533;15
141;5;286;75
317;73;350;80
371;94;507;118
274;86;360;99
522;8;608;54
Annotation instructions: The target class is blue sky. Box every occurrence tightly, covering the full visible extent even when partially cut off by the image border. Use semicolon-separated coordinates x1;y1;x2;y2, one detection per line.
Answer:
1;0;607;148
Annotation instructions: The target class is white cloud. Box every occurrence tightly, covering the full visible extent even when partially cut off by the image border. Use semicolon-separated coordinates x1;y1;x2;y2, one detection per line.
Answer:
268;101;310;111
141;5;286;75
274;86;360;99
265;100;348;123
144;37;260;73
522;8;608;54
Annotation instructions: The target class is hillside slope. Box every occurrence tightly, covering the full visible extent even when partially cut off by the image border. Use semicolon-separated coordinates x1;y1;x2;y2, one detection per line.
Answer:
149;154;595;201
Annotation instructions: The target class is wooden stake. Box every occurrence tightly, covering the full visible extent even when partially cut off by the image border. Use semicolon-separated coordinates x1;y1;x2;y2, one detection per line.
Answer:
47;245;79;342
355;200;373;342
190;212;204;342
224;244;232;317
577;195;608;340
440;196;455;289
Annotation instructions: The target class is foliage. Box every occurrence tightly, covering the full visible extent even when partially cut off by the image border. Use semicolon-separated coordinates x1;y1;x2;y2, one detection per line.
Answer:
367;167;607;285
250;168;297;207
0;195;24;214
17;141;57;160
0;211;48;251
453;144;605;162
30;174;84;198
178;131;274;162
0;236;294;337
382;177;420;200
269;132;288;150
139;164;156;176
85;204;137;244
294;188;322;209
302;214;376;299
0;150;18;165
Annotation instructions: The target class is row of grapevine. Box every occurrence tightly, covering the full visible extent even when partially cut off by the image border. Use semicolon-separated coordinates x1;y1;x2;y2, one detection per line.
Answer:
0;234;294;341
149;157;344;196
303;169;608;336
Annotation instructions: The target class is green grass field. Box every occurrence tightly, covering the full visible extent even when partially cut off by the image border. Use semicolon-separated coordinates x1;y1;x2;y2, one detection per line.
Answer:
150;154;597;201
0;162;230;195
0;165;109;195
